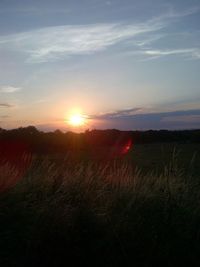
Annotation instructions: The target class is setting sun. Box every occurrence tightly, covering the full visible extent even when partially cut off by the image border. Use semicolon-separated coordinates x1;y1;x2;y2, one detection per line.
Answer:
68;114;86;127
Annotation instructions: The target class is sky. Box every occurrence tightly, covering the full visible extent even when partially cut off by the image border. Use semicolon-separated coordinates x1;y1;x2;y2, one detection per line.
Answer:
0;0;200;131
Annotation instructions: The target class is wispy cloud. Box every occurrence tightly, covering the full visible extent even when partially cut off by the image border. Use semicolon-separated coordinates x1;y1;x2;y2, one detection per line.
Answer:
142;48;200;60
145;49;193;56
0;6;199;63
150;5;200;24
0;103;14;108
129;6;200;60
134;33;165;47
0;86;22;93
0;20;165;63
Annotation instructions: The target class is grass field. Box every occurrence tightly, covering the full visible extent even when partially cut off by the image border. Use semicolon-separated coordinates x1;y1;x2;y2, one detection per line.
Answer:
0;143;200;266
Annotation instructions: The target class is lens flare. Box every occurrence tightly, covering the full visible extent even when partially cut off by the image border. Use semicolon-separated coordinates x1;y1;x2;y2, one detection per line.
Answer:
121;139;133;154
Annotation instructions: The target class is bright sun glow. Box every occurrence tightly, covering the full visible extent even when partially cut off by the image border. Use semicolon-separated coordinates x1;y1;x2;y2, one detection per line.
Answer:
68;114;86;127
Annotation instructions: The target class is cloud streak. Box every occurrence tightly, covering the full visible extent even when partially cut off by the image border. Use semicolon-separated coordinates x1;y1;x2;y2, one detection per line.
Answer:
91;108;142;119
0;86;21;93
143;48;200;60
0;103;14;108
92;108;200;130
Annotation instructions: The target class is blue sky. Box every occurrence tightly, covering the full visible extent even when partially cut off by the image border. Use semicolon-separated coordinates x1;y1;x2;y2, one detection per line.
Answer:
0;0;200;131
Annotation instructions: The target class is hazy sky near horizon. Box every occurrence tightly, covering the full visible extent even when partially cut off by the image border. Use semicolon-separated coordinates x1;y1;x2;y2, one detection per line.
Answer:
0;0;200;131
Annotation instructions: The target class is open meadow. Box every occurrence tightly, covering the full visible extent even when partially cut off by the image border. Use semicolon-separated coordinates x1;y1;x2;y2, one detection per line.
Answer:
1;142;200;266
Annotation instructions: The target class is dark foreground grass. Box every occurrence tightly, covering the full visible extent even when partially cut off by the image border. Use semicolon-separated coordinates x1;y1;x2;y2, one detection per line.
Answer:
0;146;200;266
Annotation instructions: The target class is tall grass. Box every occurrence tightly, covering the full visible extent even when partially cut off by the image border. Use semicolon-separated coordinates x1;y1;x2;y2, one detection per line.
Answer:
0;151;200;267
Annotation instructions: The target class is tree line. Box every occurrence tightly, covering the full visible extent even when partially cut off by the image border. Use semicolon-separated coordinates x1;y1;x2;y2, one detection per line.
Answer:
0;126;199;154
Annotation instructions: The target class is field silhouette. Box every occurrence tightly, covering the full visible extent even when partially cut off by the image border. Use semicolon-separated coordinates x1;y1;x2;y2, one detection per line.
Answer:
0;127;200;266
